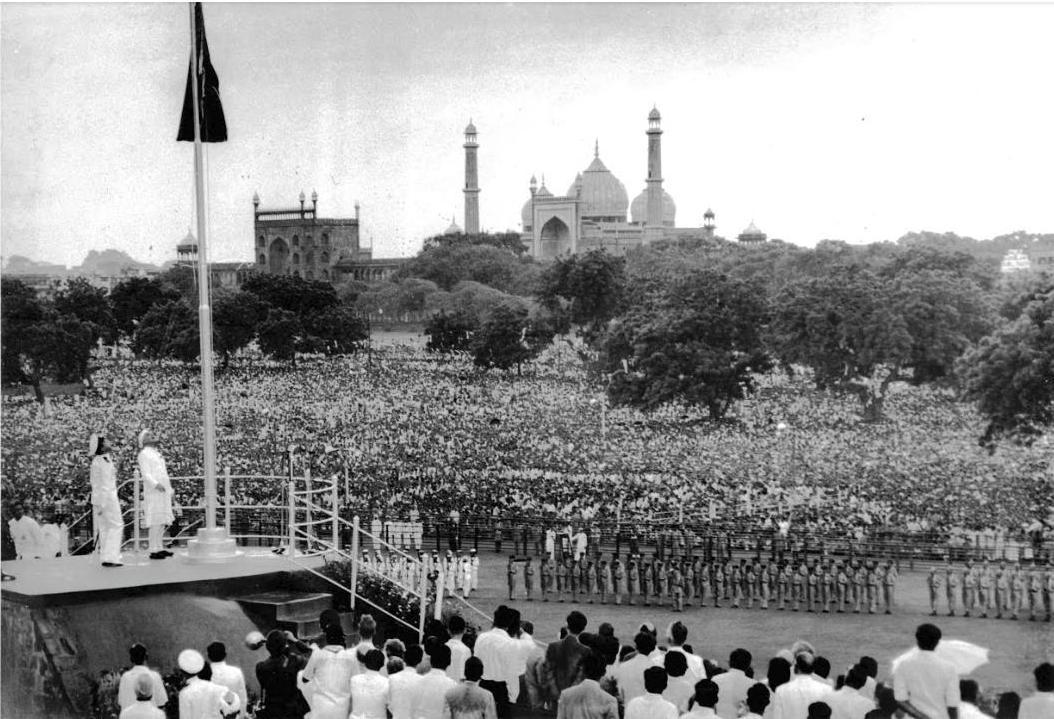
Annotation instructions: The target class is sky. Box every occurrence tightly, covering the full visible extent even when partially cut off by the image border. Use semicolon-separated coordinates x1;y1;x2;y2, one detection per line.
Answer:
2;2;1053;267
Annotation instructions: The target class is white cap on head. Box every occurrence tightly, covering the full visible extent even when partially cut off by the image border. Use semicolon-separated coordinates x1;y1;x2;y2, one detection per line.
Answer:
178;649;205;674
138;430;154;448
89;434;101;456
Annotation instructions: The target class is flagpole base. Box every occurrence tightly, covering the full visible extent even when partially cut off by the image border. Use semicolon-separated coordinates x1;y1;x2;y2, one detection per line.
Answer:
185;527;240;563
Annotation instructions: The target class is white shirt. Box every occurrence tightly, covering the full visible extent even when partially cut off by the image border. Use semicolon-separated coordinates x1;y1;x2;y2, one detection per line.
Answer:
178;677;239;719
388;668;422;719
614;655;656;705
625;693;679;719
119;702;165;719
892;650;960;719
118;665;168;710
682;707;719;719
473;627;516;682
8;515;45;559
957;702;991;719
668;647;706;681
208;661;248;718
714;668;755;719
302;646;356;713
663;676;695;714
1019;691;1054;719
826;687;874;719
350;670;390;719
772;674;834;719
412;668;457;719
446;637;472;682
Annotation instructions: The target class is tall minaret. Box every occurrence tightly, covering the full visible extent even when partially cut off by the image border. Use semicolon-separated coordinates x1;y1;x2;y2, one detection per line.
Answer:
644;106;664;244
463;120;480;237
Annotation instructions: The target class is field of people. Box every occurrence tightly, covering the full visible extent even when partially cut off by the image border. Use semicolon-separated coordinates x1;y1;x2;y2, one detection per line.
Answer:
2;330;1051;559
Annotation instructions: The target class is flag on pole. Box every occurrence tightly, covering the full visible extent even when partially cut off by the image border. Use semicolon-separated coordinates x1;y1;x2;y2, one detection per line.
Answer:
177;2;227;143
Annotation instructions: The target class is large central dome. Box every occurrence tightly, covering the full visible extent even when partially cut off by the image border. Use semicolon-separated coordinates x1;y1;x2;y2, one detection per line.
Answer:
570;153;628;221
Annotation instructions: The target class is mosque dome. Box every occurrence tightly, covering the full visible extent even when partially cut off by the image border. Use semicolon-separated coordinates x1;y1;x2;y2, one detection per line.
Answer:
444;217;462;235
630;188;677;226
177;229;197;253
572;152;628;220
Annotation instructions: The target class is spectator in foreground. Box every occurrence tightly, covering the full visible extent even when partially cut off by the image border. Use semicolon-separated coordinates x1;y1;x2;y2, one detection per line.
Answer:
388;653;419;719
743;683;772;719
808;702;834;719
300;624;355;719
994;692;1019;719
545;611;593;700
1019;662;1054;719
446;614;472;682
957;680;990;719
714;649;754;719
206;642;248;719
666;621;706;681
178;649;240;719
827;665;874;719
892;624;960;719
413;642;456;719
118;674;164;719
615;631;660;706
661;650;693;713
117;643;168;711
446;656;498;719
624;666;677;719
556;651;617;719
349;649;390;719
772;651;833;719
682;678;721;719
256;630;308;719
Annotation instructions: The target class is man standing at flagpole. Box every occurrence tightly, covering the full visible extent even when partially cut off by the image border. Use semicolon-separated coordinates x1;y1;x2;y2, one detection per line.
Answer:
139;430;174;559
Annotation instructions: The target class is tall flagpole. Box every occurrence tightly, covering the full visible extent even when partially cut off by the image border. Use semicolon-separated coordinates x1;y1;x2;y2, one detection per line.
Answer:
189;1;218;535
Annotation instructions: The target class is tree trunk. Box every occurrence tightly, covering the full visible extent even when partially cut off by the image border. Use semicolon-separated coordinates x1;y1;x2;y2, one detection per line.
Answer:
32;380;45;405
860;392;885;423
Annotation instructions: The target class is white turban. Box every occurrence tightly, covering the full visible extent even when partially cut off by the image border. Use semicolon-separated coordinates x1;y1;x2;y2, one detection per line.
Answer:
138;430;154;448
177;649;204;675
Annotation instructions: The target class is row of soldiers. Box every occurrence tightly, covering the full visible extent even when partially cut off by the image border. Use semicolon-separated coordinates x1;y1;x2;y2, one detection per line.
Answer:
506;554;900;614
927;558;1054;620
359;548;481;599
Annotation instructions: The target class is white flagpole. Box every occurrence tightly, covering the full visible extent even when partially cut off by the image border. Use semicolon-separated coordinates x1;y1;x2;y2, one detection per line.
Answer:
189;2;218;532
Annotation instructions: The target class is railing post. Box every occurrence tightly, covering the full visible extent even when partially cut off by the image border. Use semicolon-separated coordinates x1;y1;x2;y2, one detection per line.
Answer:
305;467;313;548
418;559;427;642
133;469;141;554
344;464;350;501
331;478;339;551
224;466;232;538
350;515;360;610
288;478;296;556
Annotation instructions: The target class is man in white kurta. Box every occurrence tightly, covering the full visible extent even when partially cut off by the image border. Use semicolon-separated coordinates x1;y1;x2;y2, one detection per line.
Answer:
8;503;45;560
137;430;174;559
89;435;124;567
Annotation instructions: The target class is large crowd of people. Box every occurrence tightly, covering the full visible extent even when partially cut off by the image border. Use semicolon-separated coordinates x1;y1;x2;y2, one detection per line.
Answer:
2;339;1051;562
102;607;1053;719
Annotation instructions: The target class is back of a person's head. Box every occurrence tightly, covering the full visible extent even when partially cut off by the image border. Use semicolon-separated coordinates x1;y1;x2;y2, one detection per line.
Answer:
807;701;832;719
960;679;979;704
405;644;424;668
794;651;816;675
767;657;792;689
915;623;941;651
669;621;688;646
730;648;752;672
129;643;148;665
845;665;867;690
746;683;771;714
430;643;452;670
665;650;688;678
567;610;587;635
387;656;405;675
448;614;466;635
692;678;719;708
493;605;510;629
875;684;899;714
319;608;341;631
521;620;534;636
859;656;878;678
582;651;606;681
359;614;377;640
363;648;385;672
265;630;287;657
644;665;669;695
133;672;154;701
814;656;831;679
995;691;1020;719
619;644;636;663
324;623;345;647
1035;662;1054;692
206;642;226;663
634;631;657;656
599;622;615;638
384;638;406;658
465;656;484;682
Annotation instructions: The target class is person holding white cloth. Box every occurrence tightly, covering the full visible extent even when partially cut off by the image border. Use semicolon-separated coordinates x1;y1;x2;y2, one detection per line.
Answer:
89;434;123;567
137;430;174;559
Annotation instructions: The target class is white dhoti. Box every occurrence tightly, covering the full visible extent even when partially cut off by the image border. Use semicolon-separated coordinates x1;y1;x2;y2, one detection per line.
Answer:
91;455;123;565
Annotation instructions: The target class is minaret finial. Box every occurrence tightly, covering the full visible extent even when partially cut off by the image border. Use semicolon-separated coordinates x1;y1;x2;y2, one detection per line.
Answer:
594;138;599;158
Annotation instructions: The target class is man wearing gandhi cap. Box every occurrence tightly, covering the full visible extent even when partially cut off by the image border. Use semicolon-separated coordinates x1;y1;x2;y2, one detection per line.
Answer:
89;434;123;567
137;430;174;560
119;673;165;718
177;648;240;718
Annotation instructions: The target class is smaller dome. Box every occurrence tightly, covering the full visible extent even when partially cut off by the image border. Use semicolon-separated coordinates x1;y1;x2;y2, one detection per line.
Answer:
252;191;260;205
630;188;676;226
465;120;477;135
177;229;197;253
648;106;661;121
741;221;762;236
444;216;461;236
299;190;306;202
704;208;715;219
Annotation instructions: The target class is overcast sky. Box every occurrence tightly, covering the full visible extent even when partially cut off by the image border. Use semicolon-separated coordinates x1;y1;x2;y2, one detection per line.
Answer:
2;2;1053;267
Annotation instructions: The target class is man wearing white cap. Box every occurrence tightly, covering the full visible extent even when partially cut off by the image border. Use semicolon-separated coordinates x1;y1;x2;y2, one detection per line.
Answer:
137;430;174;560
178;648;240;719
118;674;165;719
89;434;123;567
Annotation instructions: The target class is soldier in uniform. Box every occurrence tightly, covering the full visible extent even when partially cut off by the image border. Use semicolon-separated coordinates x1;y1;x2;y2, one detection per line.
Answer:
853;561;867;614
745;561;757;609
599;557;610;604
978;559;993;618
946;559;960;616
723;557;736;603
806;562;819;612
1029;561;1043;620
730;560;743;608
670;562;685;612
684;559;695;608
792;561;805;611
883;561;898;614
569;558;580;603
627;556;640;605
962;560;977;617
585;557;597;603
696;558;708;607
507;555;517;600
995;561;1009;618
759;562;771;610
579;556;590;603
556;556;568;602
540;555;552;601
821;562;834;613
655;559;667;607
1043;562;1053;621
524;556;534;601
927;565;943;616
778;561;791;611
641;555;653;606
836;562;849;613
613;555;626;605
1010;560;1025;619
713;560;725;608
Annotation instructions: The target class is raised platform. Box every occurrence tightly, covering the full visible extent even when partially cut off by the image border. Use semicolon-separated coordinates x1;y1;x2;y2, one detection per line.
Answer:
1;549;326;608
